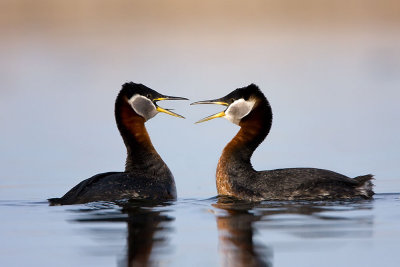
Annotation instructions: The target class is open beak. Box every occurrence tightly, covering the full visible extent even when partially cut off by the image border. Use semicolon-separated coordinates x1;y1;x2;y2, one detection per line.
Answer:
154;95;188;119
191;99;229;123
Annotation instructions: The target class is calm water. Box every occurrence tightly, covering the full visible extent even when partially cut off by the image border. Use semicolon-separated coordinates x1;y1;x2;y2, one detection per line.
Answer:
1;1;400;266
1;194;399;266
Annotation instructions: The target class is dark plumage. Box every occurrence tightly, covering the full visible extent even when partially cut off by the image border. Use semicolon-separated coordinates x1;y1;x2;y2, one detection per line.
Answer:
49;82;187;205
192;84;374;201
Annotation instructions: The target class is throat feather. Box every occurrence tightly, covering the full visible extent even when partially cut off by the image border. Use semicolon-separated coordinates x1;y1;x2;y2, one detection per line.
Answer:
216;102;272;194
116;99;162;173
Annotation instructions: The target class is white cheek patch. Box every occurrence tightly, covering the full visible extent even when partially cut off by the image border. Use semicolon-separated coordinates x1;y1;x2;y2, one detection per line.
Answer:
128;94;158;121
225;98;256;125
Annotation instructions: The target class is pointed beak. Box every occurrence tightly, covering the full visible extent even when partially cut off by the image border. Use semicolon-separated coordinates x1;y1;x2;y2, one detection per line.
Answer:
195;111;226;123
154;95;188;119
190;99;229;106
191;98;229;123
154;96;189;101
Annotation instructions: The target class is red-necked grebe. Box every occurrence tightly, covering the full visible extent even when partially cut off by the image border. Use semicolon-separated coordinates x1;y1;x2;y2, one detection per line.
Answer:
192;84;374;201
49;82;187;205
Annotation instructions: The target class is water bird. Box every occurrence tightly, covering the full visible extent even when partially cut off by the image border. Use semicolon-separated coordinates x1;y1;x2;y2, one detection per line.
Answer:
192;84;374;201
49;82;187;205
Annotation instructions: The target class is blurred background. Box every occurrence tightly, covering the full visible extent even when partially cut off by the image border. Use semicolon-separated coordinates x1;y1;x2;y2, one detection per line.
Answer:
0;0;399;200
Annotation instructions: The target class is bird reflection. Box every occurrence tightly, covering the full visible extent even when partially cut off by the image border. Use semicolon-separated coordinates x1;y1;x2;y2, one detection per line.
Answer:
213;196;272;267
213;196;374;267
70;200;174;267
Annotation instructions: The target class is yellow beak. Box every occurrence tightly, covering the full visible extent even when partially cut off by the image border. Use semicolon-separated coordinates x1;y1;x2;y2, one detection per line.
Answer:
190;101;229;106
156;106;185;119
191;99;229;123
195;111;226;123
154;96;188;119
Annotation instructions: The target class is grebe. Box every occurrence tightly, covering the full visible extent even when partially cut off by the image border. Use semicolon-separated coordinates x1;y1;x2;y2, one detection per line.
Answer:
192;84;374;201
49;82;187;205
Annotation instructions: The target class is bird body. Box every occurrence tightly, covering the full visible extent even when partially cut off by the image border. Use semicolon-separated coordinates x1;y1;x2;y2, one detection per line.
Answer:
49;171;176;205
193;84;374;201
49;82;186;205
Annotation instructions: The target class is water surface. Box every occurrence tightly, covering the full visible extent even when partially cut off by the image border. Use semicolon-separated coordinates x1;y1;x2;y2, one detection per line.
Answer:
1;1;399;266
1;194;399;266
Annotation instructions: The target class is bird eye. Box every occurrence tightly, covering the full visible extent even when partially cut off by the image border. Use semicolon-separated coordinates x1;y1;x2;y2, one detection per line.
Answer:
147;94;152;99
231;98;235;103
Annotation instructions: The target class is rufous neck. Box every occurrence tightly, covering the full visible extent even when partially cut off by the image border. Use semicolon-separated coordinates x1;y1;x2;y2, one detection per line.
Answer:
115;97;167;173
219;101;272;170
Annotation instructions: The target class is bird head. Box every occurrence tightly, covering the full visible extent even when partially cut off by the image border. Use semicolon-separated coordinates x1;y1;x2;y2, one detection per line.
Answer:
121;82;188;121
191;84;265;125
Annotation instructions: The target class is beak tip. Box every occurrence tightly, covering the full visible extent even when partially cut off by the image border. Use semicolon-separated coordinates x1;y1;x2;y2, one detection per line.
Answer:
189;100;229;106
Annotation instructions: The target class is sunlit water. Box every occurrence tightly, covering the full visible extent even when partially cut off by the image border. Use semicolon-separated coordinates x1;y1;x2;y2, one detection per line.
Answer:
1;1;400;266
1;194;399;267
